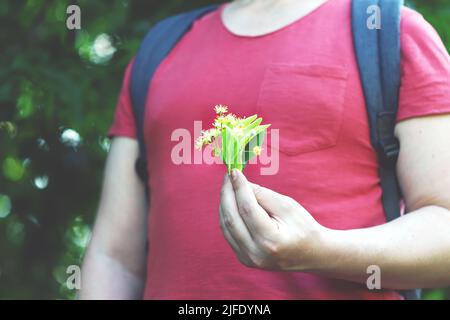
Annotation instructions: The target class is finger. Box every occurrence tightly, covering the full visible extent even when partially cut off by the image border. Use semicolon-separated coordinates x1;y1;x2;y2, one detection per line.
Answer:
220;174;254;250
229;169;274;234
250;183;298;220
219;206;253;266
220;206;241;252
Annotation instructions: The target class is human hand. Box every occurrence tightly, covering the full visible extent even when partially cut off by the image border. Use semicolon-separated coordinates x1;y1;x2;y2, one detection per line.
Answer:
219;169;326;271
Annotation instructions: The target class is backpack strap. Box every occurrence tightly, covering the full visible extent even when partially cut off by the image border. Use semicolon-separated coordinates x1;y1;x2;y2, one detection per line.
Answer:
130;4;220;185
352;0;403;222
352;0;421;300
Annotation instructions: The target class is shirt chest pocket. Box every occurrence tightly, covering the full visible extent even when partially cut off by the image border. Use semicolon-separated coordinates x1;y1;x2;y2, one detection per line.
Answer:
256;64;348;156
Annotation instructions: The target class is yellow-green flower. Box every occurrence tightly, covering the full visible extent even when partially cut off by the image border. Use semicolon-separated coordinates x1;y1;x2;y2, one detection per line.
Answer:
253;146;262;156
214;104;228;115
197;106;270;173
195;137;204;150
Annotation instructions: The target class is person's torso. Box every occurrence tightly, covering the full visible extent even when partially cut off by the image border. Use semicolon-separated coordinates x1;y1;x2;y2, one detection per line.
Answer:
142;0;402;299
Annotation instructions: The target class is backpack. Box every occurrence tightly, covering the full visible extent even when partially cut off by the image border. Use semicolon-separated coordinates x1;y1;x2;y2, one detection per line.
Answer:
129;0;420;299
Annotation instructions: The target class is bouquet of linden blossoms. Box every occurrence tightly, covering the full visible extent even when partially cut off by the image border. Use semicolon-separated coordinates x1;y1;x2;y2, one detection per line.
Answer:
196;105;271;174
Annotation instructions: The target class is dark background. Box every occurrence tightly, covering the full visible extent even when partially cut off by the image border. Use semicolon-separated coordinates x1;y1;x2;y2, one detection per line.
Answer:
0;0;449;299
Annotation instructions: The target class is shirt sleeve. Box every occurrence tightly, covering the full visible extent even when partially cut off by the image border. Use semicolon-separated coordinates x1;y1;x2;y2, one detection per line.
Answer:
397;8;450;122
108;60;137;139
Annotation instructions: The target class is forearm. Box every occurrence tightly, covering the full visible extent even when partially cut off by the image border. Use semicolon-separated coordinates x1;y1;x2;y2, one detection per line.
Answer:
312;205;450;290
79;245;146;299
79;205;148;299
79;199;148;299
78;138;148;299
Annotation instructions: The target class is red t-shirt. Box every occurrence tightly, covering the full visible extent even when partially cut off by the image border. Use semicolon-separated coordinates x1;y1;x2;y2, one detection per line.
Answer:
109;0;450;299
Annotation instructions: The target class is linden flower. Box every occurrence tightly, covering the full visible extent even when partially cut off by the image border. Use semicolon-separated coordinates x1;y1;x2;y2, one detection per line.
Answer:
225;114;238;126
197;106;270;173
195;137;204;150
214;105;228;115
204;129;219;142
195;129;220;150
253;146;262;156
213;117;227;129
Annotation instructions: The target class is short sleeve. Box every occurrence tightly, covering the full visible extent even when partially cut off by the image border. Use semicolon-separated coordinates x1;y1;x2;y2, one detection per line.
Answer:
397;8;450;122
108;60;137;139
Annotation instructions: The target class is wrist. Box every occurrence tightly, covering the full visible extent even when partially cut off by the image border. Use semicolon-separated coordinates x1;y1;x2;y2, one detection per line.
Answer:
285;223;336;273
308;227;367;275
303;226;345;273
304;225;336;272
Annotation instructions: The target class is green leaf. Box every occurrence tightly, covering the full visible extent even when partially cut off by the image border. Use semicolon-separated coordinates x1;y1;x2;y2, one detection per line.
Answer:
242;124;270;147
2;157;26;182
422;289;446;300
0;194;12;218
16;85;35;118
243;131;266;169
243;117;263;132
240;115;258;127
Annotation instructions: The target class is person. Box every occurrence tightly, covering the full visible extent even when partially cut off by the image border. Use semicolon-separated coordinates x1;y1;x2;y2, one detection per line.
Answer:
80;0;450;299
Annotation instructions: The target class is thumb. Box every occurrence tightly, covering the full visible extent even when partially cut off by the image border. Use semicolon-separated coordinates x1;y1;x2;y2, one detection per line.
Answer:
250;183;298;219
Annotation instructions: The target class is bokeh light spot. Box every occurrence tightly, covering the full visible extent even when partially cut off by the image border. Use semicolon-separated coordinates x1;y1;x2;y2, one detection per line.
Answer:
98;136;111;152
2;157;25;182
90;33;117;64
0;194;12;219
34;175;49;189
60;129;82;147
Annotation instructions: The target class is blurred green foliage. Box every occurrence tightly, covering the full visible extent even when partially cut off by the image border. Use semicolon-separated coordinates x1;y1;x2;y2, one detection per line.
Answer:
0;0;448;299
407;0;450;52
